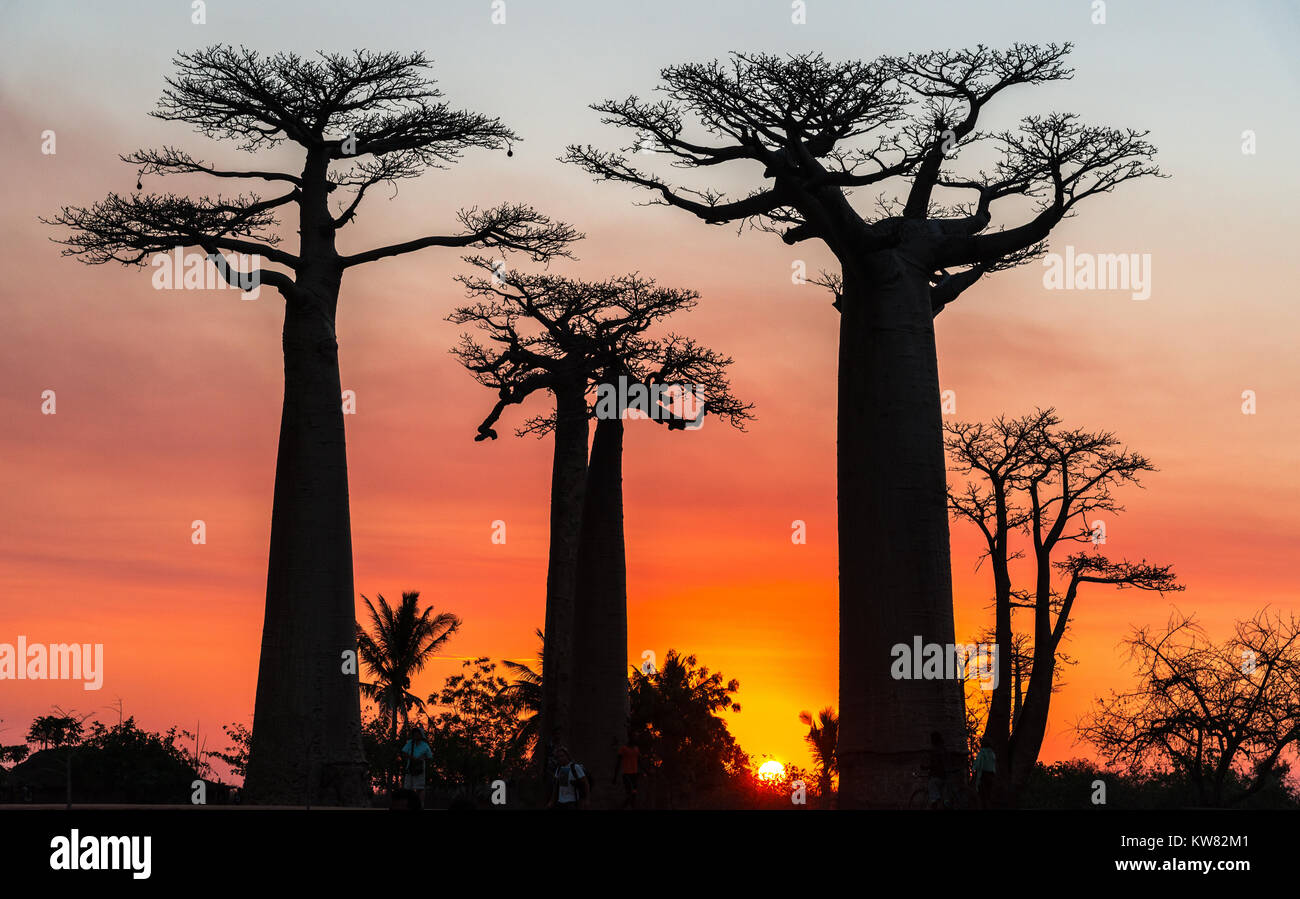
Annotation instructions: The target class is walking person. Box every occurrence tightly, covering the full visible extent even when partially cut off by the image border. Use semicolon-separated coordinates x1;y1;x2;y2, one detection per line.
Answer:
400;725;433;809
973;738;997;809
612;734;641;809
547;746;589;810
926;731;949;810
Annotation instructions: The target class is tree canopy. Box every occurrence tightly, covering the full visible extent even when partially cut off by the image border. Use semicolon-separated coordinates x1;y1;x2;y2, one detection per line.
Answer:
449;257;752;440
1080;610;1300;807
45;46;577;295
566;44;1161;313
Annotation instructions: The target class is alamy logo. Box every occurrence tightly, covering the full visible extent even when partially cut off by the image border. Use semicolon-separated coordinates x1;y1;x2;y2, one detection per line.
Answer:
593;375;705;429
1042;245;1151;300
151;248;262;299
890;638;998;690
49;830;151;880
0;636;104;690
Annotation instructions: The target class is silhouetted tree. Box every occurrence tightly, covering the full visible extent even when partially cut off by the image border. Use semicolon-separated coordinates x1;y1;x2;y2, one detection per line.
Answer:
11;718;196;805
574;338;749;804
450;260;749;793
629;649;747;808
947;409;1181;803
425;658;531;803
500;628;545;763
26;715;84;750
964;625;1075;760
45;46;576;804
1022;758;1298;810
1079;610;1300;807
356;591;461;750
212;723;252;782
0;745;31;769
567;44;1161;805
799;706;838;806
359;711;400;797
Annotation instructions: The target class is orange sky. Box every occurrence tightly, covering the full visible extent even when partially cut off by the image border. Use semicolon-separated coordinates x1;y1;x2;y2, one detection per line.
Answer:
2;2;1298;776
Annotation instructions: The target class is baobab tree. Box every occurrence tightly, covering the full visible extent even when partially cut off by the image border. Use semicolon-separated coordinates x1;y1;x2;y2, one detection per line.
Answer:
946;410;1182;804
964;625;1075;760
566;44;1161;805
449;259;749;797
1079;610;1300;807
45;46;575;804
572;337;749;803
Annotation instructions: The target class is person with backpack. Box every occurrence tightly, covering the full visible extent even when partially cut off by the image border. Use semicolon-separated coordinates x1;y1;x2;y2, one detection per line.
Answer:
400;725;433;809
547;746;589;810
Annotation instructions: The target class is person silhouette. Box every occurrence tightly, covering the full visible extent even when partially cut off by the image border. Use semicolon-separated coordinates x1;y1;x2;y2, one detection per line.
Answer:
547;746;589;810
612;733;641;808
973;737;997;809
926;731;949;810
400;725;433;809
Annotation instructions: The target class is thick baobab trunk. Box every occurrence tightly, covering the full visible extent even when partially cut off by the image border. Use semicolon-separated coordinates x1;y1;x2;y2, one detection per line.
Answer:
1006;554;1060;799
1008;648;1056;798
245;281;366;805
983;536;1014;807
836;251;966;808
537;378;589;780
570;416;628;806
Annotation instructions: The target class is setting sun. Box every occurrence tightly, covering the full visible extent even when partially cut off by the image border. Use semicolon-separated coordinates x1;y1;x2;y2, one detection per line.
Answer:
3;0;1297;866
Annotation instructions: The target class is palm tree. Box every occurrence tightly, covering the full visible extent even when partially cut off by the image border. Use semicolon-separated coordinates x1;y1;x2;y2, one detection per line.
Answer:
799;707;838;807
355;592;461;748
500;629;544;762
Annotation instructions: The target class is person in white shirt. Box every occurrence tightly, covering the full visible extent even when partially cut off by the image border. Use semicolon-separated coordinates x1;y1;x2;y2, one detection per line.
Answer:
547;746;589;809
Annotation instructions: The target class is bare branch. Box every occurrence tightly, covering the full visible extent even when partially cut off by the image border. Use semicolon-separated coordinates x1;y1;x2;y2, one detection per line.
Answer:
341;204;579;268
43;190;299;270
124;146;301;186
